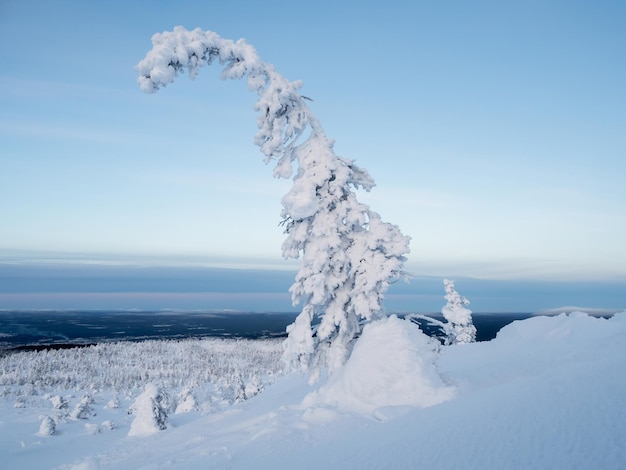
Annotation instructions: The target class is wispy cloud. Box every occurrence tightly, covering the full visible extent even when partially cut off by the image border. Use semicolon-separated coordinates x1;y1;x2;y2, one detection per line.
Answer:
0;119;135;144
0;249;298;271
407;256;626;282
0;77;128;100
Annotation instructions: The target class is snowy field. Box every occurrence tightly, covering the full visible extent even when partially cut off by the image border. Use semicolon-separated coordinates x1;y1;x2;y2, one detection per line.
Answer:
1;311;625;469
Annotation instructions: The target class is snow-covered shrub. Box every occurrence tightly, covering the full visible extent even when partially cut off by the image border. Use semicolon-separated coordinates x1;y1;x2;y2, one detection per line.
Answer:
128;384;168;437
70;395;95;420
244;376;262;400
101;420;115;431
84;423;100;435
136;27;410;377
85;421;115;435
50;395;68;410
105;397;120;409
175;387;197;414
303;315;454;416
13;396;26;408
442;279;476;345
37;415;56;436
231;374;246;404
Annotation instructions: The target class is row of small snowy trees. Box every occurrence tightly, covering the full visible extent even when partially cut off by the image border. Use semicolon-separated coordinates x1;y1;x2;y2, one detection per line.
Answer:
2;338;285;438
0;338;283;399
136;27;410;379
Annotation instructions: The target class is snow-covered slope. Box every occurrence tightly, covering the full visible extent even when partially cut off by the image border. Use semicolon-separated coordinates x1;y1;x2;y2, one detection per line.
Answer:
2;311;625;469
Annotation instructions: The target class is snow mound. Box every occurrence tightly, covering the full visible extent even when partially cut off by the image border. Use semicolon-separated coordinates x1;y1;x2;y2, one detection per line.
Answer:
496;310;620;343
303;315;454;416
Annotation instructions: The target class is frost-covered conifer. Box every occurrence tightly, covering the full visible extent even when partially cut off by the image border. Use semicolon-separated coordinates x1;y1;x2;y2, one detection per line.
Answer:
106;396;120;409
128;384;168;436
13;397;26;408
136;27;410;377
37;415;56;436
101;420;115;431
175;387;197;414
50;395;68;410
244;375;262;400
442;279;476;344
70;395;95;420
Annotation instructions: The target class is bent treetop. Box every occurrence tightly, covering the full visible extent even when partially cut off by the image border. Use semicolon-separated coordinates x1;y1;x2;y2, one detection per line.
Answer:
136;27;411;376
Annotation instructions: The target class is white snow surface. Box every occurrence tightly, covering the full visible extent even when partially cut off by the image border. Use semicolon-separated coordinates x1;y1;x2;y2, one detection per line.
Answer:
303;315;454;415
1;311;625;469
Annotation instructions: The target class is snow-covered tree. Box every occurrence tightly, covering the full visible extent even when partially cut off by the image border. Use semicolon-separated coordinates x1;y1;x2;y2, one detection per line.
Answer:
70;394;94;420
442;279;476;344
37;415;56;436
136;27;411;377
175;387;197;414
128;384;168;437
49;395;68;410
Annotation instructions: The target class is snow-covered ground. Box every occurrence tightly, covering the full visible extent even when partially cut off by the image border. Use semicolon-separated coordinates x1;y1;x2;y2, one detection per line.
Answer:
1;311;625;469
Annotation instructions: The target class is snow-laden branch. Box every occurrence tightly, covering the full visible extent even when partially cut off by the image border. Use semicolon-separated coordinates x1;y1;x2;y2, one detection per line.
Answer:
136;27;411;377
138;27;327;177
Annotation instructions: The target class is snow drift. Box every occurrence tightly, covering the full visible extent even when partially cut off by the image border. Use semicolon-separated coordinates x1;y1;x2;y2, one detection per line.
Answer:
303;315;454;415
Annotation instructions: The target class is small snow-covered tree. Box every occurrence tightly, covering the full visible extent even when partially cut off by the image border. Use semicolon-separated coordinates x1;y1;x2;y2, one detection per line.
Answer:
136;27;410;377
37;415;56;436
106;396;120;409
49;395;68;410
70;395;95;420
128;384;168;437
442;279;476;344
175;387;197;414
244;374;262;400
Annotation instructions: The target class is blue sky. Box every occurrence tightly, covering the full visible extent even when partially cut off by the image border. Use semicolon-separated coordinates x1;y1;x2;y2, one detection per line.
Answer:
1;1;625;311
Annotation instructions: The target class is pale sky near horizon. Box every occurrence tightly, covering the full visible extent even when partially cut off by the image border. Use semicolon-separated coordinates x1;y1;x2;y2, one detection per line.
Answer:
1;0;625;285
